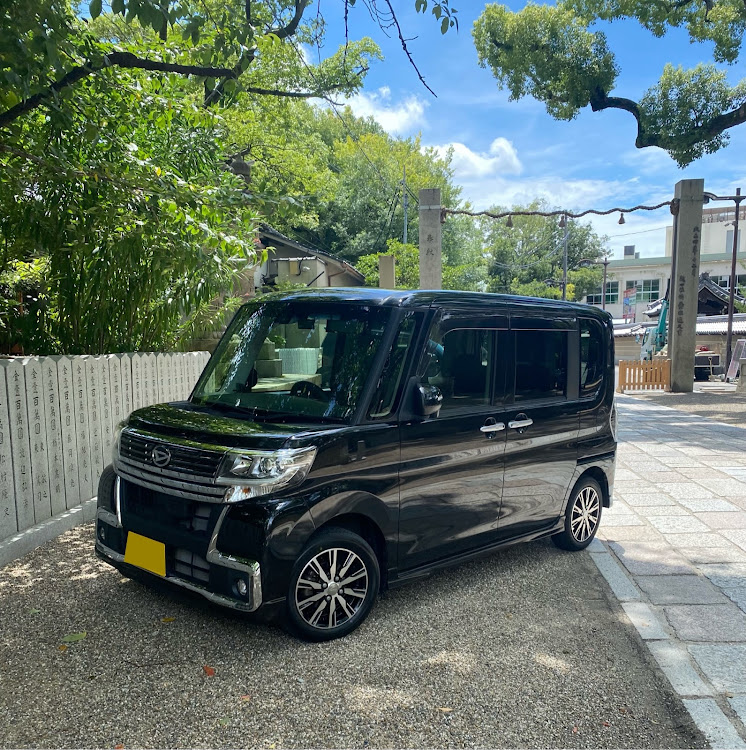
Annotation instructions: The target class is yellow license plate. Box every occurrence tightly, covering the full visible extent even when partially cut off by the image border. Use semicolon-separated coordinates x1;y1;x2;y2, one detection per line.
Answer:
124;532;166;577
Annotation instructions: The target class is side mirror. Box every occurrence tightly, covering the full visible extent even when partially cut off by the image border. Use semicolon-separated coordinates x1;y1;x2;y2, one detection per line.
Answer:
416;383;443;418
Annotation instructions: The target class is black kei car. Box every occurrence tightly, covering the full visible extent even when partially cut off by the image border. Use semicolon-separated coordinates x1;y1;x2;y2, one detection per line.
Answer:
96;289;617;641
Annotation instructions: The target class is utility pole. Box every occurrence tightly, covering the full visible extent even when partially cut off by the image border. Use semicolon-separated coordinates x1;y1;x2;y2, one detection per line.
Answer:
726;187;743;370
402;166;408;244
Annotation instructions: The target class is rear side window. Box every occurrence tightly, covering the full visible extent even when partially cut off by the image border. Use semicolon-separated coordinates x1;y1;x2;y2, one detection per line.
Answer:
580;319;605;396
514;330;568;401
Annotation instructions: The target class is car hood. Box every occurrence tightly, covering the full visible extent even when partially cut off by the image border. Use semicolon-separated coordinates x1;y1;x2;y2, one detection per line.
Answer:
125;402;343;451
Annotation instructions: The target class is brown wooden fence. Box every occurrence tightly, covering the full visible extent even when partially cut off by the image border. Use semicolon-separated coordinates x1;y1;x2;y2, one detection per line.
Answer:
617;359;671;393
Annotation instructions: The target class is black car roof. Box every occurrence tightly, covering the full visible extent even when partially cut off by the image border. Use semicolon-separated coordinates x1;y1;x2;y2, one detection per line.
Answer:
249;287;612;322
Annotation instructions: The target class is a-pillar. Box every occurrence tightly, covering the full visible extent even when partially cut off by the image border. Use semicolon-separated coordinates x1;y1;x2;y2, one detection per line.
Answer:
419;188;442;289
669;179;704;393
378;255;396;288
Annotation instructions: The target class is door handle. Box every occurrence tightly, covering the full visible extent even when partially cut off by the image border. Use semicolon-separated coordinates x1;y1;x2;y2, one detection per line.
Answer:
480;421;505;433
508;417;533;430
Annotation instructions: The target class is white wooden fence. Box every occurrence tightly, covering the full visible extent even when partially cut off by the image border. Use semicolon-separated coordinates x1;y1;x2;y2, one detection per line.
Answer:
0;351;210;544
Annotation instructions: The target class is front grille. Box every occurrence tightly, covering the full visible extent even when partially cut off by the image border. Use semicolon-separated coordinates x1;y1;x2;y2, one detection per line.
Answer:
172;548;210;583
116;430;227;502
120;430;224;478
122;481;219;540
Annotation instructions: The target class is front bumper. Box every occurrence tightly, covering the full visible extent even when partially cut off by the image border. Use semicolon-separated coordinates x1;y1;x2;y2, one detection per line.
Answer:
96;505;263;613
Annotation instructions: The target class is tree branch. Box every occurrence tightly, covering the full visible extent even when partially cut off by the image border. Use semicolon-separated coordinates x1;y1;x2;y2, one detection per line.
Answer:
1;0;310;127
587;86;746;149
242;74;366;99
203;0;309;107
381;0;437;97
0;51;236;129
689;101;746;142
588;86;655;147
272;0;309;40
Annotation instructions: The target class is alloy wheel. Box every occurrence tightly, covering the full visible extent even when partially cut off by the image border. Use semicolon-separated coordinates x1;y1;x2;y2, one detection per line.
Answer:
570;486;600;543
294;547;369;630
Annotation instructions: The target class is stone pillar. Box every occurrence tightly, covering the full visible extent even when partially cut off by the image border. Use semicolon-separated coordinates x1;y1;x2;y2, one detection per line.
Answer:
419;188;442;289
379;255;396;289
669;179;704;393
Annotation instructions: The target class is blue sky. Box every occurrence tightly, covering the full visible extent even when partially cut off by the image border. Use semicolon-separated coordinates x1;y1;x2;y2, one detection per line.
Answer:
316;1;746;258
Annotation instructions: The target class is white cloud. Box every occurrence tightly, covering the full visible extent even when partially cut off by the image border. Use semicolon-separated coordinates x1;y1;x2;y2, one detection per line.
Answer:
343;87;427;135
458;174;636;214
432;138;523;178
621;146;676;176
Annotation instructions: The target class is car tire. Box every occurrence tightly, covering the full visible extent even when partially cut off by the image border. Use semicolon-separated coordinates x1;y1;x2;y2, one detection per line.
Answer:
552;477;603;551
285;527;380;642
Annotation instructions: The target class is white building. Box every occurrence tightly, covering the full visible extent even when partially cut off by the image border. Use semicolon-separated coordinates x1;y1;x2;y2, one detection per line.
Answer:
585;206;746;321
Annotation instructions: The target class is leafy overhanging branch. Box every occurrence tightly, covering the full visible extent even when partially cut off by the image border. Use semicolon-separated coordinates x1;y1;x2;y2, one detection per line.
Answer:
0;52;236;129
473;2;746;166
0;0;313;129
203;0;310;106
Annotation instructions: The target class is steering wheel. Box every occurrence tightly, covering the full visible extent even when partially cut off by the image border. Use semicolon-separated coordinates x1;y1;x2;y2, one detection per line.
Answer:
290;380;327;401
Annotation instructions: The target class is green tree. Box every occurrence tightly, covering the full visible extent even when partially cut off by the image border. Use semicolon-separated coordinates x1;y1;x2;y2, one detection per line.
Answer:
481;202;607;300
357;234;488;292
1;0;457;130
298;115;463;261
0;71;257;354
473;1;746;166
357;240;421;288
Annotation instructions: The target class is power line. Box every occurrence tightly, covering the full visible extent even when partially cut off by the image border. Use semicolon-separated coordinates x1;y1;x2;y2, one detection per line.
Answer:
372;186;401;251
608;225;670;239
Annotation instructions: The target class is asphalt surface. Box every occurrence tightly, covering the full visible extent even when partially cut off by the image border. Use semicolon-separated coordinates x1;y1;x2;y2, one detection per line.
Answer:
0;524;705;748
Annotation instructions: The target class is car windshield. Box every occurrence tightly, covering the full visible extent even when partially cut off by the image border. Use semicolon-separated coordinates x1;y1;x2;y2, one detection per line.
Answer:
191;300;392;422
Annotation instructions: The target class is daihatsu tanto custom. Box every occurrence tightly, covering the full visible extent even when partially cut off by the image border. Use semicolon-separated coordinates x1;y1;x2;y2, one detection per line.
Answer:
96;289;617;640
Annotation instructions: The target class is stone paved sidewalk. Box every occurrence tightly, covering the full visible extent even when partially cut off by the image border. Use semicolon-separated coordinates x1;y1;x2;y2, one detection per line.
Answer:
592;395;746;748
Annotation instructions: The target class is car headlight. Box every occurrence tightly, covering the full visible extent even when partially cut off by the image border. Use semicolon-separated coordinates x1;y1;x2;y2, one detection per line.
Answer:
217;446;317;502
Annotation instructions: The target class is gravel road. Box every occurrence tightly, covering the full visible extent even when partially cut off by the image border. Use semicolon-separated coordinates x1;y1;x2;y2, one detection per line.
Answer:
0;523;704;749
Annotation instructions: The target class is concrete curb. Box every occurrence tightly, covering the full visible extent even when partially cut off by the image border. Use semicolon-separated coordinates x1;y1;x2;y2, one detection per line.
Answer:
0;499;97;568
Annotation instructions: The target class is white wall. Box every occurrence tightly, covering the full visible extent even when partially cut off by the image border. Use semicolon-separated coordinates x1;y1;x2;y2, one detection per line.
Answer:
0;351;210;544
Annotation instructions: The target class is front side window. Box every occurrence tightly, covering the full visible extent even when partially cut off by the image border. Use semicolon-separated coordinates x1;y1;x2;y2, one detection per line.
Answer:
367;313;417;418
419;322;497;412
192;301;392;422
514;330;568;401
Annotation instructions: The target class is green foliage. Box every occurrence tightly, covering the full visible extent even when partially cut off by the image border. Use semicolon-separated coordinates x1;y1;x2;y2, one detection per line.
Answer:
473;4;617;121
565;0;746;64
640;63;746;166
0;72;258;354
473;0;746;166
357;240;421;288
357;235;488;292
1;0;451;130
297;115;462;262
482;201;606;301
0;0;474;355
509;280;564;300
0;258;53;354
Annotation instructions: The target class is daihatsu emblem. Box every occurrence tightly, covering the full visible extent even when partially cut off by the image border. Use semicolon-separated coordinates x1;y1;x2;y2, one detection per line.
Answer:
151;445;171;468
